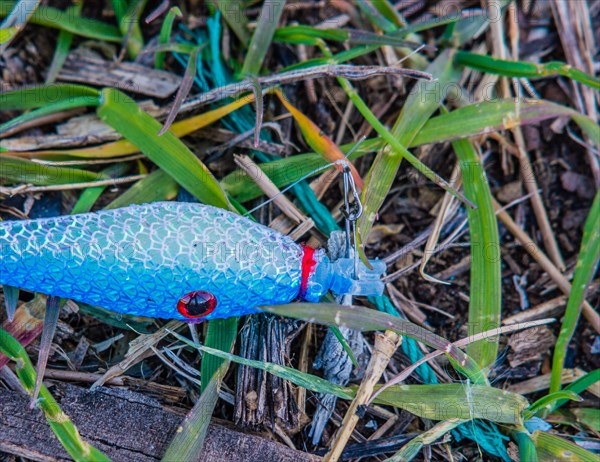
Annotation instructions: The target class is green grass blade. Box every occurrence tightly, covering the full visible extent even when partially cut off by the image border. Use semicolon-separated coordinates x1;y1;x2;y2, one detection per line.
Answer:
550;369;600;413
357;49;463;243
110;0;145;58
173;332;354;399
274;24;348;44
549;191;600;395
262;303;486;384
276;12;460;59
200;318;237;394
70;162;131;214
375;383;527;425
155;6;182;69
0;1;122;42
0;25;17;44
0;156;104;185
45;3;82;84
531;430;598;462
161;362;228;461
0;84;100;110
330;326;358;368
330;70;472;217
104;169;179;209
275;26;425;49
172;333;525;424
241;0;286;76
512;429;539;462
452;137;501;370
0;96;97;136
355;0;397;33
0;328;111;461
527;391;581;419
387;419;465;462
96;88;230;209
569;408;600;433
367;0;405;28
415;99;599;147
455;51;600;90
210;0;249;45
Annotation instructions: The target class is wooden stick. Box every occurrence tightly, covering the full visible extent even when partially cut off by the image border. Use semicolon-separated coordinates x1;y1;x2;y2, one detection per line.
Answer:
324;331;401;462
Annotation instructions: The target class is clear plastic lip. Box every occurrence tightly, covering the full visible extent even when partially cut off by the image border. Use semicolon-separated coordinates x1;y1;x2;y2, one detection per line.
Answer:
304;250;386;301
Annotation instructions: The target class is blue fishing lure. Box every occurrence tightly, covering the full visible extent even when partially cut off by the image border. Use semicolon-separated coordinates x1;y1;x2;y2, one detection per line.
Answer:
0;202;385;322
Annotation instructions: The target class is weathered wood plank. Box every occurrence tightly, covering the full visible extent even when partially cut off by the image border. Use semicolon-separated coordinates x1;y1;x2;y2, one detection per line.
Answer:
0;382;319;462
58;49;182;98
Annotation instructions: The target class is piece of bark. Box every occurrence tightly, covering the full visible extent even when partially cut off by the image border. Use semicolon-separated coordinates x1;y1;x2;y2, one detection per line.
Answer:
58;49;182;98
234;314;301;430
0;382;320;462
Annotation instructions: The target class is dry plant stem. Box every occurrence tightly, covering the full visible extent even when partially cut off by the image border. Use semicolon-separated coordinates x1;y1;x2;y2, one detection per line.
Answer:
310;168;339;201
274;423;296;450
489;1;565;270
420;162;462;283
233;154;307;224
512;126;565;270
324;331;401;462
550;0;600;185
367;413;399;441
178;64;432;114
296;323;312;414
493;199;600;333
507;7;565;270
0;175;147;196
296;44;317;103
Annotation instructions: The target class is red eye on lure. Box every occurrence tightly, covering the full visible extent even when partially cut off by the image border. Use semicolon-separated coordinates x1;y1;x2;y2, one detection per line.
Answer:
177;290;217;319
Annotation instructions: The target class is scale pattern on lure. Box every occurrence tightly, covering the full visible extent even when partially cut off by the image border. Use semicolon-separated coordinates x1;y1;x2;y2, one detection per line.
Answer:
0;202;385;322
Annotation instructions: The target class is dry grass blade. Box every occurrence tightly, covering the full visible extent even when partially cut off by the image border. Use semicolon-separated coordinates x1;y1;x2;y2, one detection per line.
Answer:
234;154;307;224
158;46;202;136
91;320;182;388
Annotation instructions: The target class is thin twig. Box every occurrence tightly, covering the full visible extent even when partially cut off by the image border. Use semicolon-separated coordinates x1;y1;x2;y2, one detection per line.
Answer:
175;65;433;115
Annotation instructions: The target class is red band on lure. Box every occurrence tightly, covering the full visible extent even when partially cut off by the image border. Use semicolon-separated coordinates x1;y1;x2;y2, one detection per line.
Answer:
300;245;317;300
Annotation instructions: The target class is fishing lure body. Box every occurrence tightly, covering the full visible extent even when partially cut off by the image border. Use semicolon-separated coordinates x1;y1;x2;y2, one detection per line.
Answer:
0;202;385;321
